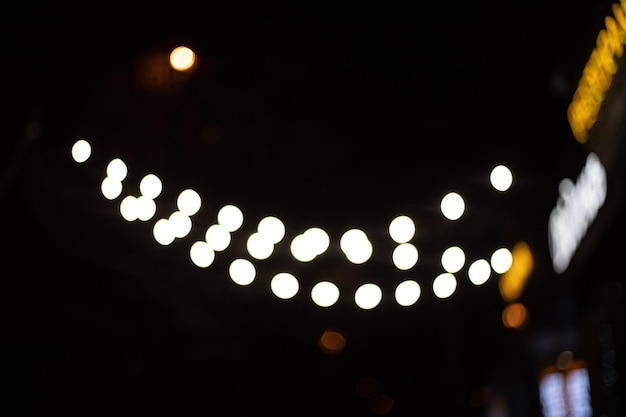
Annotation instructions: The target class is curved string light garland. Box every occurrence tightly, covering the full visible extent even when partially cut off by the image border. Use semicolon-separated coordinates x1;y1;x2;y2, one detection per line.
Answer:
71;137;515;311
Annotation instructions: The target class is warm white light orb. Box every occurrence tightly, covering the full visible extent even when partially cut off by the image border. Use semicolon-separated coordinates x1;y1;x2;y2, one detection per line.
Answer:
270;272;299;299
355;283;383;309
153;218;175;246
257;216;285;244
169;211;192;238
119;195;139;221
468;259;491;285
441;246;465;273
177;189;201;216
311;281;340;307
229;259;256;286
247;232;274;260
189;241;215;268
340;229;373;264
490;165;513;192
170;46;196;71
491;247;513;274
139;174;162;199
389;215;415;243
433;273;457;298
107;158;128;182
217;205;244;232
71;139;91;163
392;243;419;270
441;192;465;220
395;280;421;306
101;177;123;200
205;224;231;251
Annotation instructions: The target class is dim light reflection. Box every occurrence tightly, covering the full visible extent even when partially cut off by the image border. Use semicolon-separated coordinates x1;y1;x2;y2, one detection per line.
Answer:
319;329;346;354
73;138;520;310
502;302;528;328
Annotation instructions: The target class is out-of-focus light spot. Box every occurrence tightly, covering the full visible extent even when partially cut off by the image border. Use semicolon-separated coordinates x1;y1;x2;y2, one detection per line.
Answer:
441;245;465;273
304;227;330;256
177;189;201;216
392;243;418;270
502;302;528;329
247;232;274;260
257;216;285;244
468;259;491;285
355;283;382;309
370;394;394;415
170;46;196;71
499;241;534;302
205;224;231;251
270;272;299;299
490;165;513;191
556;350;574;371
491;247;513;274
120;195;139;221
101;177;123;200
340;229;373;264
355;376;381;398
71;139;91;163
136;195;157;221
153;218;175;245
441;192;465;220
217;205;244;232
394;280;421;306
433;273;457;298
189;241;215;268
290;234;317;262
229;258;256;286
169;211;192;238
388;215;415;243
139;174;162;199
107;158;128;181
319;329;346;354
311;281;340;307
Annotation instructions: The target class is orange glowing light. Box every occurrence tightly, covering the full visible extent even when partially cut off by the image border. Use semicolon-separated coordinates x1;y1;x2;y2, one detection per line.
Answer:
319;329;346;354
502;302;528;329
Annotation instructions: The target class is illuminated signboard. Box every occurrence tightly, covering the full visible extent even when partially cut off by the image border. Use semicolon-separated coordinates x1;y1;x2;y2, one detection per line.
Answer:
548;153;607;274
567;1;626;143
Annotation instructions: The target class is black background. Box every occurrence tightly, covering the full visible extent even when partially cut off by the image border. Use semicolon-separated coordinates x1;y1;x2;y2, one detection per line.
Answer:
2;1;623;416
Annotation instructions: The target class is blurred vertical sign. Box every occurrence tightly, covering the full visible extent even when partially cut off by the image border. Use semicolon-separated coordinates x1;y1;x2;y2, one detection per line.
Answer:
548;153;607;274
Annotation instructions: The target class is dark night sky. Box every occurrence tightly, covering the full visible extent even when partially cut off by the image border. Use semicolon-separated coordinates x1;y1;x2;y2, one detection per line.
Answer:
2;1;623;416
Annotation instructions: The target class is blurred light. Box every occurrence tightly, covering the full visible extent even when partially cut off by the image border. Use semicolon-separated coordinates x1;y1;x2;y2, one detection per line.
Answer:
217;205;244;232
257;216;285;244
340;229;373;264
491;247;513;274
177;189;201;216
205;224;231;251
490;165;513;191
502;302;528;328
169;211;192;238
392;243;418;270
246;232;274;260
139;174;162;199
311;281;340;307
304;227;330;256
189;241;215;268
394;280;421;306
433;273;457;298
153;218;175;245
468;258;491;285
440;192;465;220
71;139;91;163
370;394;394;415
136;195;157;221
229;258;256;285
170;46;196;71
388;215;415;243
120;195;139;221
107;158;128;181
499;241;534;302
319;329;346;354
270;272;299;299
441;245;465;273
355;283;382;309
356;376;381;398
101;177;123;200
290;234;317;262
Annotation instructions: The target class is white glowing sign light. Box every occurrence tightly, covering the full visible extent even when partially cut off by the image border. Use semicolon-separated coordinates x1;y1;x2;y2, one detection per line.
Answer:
548;152;606;274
